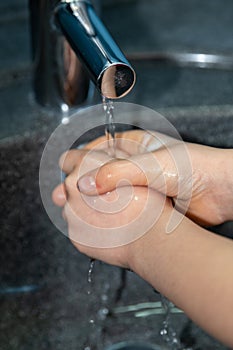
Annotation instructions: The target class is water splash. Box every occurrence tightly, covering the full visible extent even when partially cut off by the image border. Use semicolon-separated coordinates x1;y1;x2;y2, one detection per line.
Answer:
160;295;183;350
85;260;112;350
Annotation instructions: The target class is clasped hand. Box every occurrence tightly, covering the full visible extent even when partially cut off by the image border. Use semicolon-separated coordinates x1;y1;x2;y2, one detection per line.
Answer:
52;129;233;347
53;129;233;266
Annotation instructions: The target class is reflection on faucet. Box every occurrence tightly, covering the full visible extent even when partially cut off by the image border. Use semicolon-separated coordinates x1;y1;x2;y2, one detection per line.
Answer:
29;0;136;112
63;40;82;105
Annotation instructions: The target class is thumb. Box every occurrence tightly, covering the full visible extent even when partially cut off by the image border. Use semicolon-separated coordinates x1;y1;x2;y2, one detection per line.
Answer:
77;151;179;196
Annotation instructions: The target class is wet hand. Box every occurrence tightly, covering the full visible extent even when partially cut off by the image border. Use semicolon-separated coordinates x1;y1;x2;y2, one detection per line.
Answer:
77;130;233;226
52;146;173;269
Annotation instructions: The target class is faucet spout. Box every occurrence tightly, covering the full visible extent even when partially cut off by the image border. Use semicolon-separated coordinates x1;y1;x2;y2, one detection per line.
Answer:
29;0;136;112
55;0;136;100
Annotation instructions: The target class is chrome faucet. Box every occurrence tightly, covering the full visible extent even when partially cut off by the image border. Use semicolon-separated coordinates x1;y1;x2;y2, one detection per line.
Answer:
29;0;136;112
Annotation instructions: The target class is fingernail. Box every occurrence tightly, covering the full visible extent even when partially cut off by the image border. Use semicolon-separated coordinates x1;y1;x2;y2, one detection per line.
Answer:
77;175;96;193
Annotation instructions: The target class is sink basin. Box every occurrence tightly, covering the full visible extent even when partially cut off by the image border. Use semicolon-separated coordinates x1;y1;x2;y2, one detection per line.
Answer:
1;44;232;350
0;109;232;349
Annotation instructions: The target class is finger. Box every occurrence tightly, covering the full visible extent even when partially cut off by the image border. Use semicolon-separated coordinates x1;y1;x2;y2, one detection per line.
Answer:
59;149;88;174
116;130;149;155
77;153;173;195
114;130;180;155
84;135;107;150
85;130;147;154
77;158;144;195
77;150;180;197
52;183;67;207
85;129;178;156
59;148;113;175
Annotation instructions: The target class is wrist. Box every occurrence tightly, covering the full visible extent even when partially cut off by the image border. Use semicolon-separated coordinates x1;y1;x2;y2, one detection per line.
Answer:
128;211;197;297
128;203;187;283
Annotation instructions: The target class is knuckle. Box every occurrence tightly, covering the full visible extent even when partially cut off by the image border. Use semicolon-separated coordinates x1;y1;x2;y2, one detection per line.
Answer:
64;173;77;192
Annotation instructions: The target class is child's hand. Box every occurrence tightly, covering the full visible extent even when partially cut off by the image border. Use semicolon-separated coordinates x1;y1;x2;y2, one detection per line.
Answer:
52;146;173;268
78;130;233;226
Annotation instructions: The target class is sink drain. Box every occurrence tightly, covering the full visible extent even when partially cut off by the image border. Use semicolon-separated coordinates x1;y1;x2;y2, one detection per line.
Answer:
105;342;165;350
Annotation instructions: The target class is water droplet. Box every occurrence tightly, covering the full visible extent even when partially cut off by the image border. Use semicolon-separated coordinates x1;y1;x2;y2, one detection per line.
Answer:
61;116;70;125
160;328;168;336
97;307;109;321
61;103;69;113
87;259;95;284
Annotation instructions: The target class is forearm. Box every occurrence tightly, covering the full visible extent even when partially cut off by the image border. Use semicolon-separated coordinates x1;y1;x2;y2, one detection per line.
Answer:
221;149;233;222
129;212;233;347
